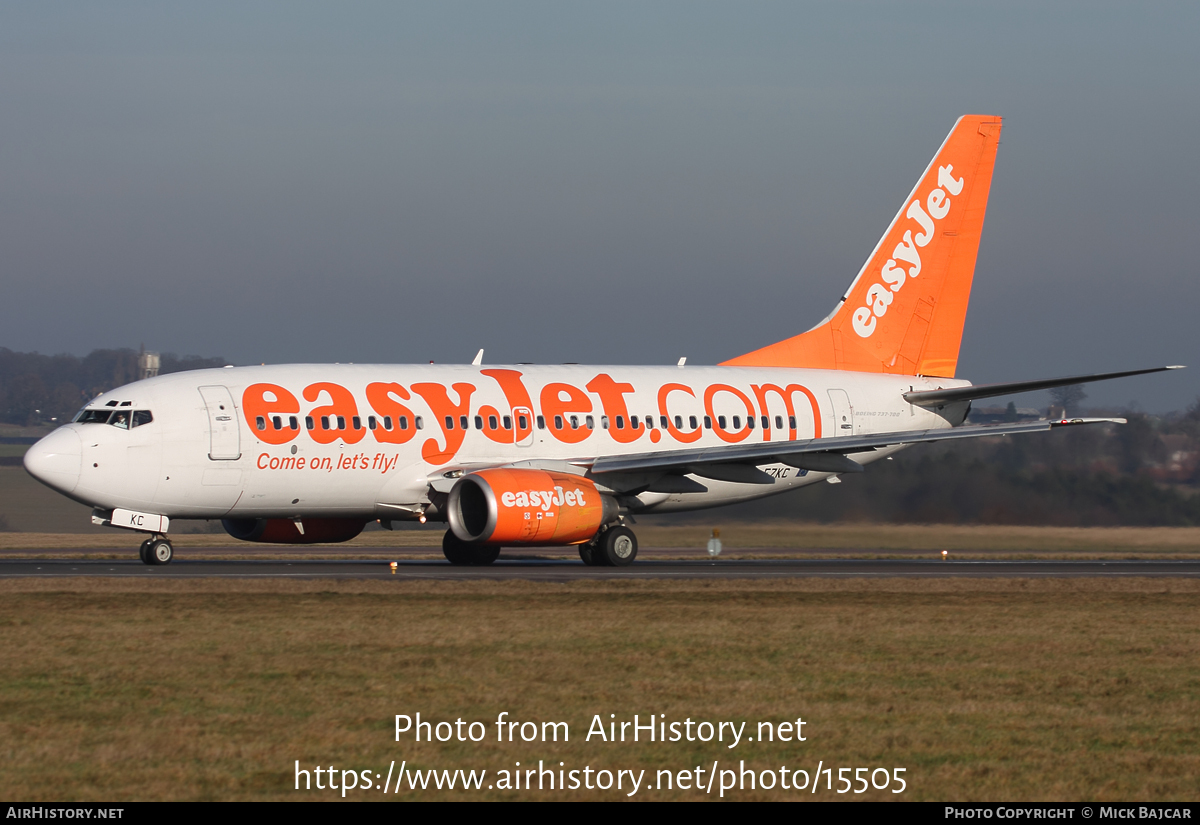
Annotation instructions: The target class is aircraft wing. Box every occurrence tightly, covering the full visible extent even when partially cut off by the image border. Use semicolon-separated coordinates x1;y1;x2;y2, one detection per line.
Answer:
587;417;1125;480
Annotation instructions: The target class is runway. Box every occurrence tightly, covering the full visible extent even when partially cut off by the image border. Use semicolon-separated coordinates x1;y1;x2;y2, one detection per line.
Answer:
5;558;1200;580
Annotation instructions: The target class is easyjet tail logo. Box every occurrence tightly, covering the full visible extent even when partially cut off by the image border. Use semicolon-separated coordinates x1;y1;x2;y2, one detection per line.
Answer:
852;165;964;338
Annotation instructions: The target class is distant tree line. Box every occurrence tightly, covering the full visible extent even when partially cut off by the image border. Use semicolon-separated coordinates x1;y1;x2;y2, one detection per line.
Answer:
0;348;228;425
711;404;1200;527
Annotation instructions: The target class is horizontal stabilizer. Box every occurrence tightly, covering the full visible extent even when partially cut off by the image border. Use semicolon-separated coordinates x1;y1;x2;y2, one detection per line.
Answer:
904;365;1185;407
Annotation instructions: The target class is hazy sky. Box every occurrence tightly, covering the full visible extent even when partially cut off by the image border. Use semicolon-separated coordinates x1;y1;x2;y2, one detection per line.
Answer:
2;2;1196;411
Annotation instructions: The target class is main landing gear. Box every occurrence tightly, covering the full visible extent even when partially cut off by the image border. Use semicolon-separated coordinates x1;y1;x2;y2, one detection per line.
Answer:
579;525;638;567
138;536;174;566
442;531;501;566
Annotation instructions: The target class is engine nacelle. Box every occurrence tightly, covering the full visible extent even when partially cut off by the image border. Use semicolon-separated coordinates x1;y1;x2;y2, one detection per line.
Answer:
221;518;367;544
447;468;618;545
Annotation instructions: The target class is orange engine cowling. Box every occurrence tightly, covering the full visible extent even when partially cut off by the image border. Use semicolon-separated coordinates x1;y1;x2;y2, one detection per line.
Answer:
447;469;618;545
221;518;367;544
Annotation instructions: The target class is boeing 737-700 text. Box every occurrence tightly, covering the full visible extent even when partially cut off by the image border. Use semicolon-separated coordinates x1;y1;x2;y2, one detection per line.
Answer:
23;115;1183;565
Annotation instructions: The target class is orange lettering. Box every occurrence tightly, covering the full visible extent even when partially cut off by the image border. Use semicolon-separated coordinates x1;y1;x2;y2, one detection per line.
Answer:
303;383;366;445
540;383;593;444
751;383;822;440
365;382;418;444
704;384;755;443
411;382;476;464
478;369;534;445
242;383;300;445
658;383;702;444
586;374;643;444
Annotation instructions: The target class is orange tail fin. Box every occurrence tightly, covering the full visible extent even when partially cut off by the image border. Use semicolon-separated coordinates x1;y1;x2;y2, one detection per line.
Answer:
722;115;1002;378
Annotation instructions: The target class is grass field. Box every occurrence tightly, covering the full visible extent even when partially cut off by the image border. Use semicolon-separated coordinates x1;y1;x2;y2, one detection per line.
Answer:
1;577;1198;801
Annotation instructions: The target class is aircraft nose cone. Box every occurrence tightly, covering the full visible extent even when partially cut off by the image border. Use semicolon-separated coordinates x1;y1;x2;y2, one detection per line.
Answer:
24;428;82;494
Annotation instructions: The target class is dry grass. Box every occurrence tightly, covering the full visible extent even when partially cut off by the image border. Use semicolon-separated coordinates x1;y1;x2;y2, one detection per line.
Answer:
1;577;1198;801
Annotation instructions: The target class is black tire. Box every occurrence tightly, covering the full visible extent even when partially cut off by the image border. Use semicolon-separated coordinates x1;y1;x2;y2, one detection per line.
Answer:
442;531;500;566
138;539;152;565
578;542;597;565
597;526;638;567
470;545;501;566
148;538;173;565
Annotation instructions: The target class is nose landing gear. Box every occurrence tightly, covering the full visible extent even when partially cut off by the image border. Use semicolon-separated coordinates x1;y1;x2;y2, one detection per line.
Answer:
138;536;174;565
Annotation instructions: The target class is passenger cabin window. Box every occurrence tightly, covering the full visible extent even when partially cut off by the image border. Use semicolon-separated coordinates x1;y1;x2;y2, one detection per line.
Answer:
554;415;564;430
536;415;546;430
444;416;454;430
255;416;266;431
518;415;528;429
762;416;769;430
352;416;361;430
337;416;346;430
789;416;796;429
367;416;376;430
689;415;698;429
704;416;712;429
459;415;469;430
502;416;511;430
475;416;484;430
775;416;783;430
289;416;298;430
586;415;594;429
747;417;755;430
613;416;622;430
272;415;282;430
305;416;315;430
732;416;741;429
660;416;669;429
718;416;726;429
629;416;638;428
415;416;424;430
321;416;330;430
488;415;498;430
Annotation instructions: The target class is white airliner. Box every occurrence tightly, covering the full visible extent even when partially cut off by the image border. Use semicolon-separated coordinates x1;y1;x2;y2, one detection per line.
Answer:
23;115;1182;566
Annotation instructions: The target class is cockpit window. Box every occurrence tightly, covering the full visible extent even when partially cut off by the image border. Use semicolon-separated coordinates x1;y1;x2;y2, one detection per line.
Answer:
73;409;153;427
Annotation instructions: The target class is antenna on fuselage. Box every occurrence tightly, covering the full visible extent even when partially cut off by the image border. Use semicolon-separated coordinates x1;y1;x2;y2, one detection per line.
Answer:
472;349;484;366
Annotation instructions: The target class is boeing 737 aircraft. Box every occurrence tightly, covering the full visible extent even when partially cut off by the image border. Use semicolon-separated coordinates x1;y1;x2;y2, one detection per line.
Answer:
23;115;1182;565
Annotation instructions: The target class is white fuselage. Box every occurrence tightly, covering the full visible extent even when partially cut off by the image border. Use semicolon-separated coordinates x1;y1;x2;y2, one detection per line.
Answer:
26;363;969;523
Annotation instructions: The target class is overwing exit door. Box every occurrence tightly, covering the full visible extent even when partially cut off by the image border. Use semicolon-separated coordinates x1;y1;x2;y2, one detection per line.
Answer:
513;406;534;447
198;386;241;460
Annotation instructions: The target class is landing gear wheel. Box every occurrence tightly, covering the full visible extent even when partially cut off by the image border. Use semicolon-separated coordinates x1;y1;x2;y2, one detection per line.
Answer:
147;538;173;565
596;525;638;567
442;531;500;566
578;542;597;566
138;539;153;565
